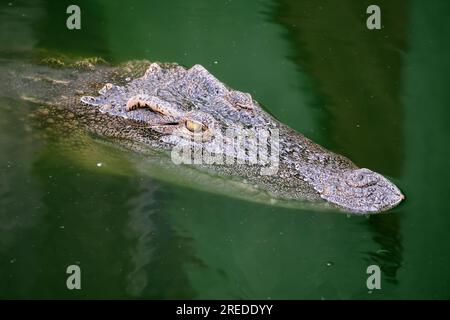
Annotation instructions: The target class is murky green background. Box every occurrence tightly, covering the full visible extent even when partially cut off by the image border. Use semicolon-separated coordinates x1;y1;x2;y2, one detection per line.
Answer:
0;0;449;299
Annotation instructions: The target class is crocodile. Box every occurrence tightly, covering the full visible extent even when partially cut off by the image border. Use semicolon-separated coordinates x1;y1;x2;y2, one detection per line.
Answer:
0;55;404;214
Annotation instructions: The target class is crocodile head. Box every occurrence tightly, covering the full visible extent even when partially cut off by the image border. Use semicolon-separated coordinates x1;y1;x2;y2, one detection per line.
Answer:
81;62;274;157
80;62;404;214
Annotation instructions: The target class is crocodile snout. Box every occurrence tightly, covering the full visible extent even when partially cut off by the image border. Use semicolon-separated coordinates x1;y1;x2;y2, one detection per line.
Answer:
320;168;405;214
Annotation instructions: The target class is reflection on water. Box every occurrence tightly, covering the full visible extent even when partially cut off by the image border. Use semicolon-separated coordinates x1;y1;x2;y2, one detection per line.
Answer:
125;180;159;296
273;0;406;284
363;214;403;285
125;180;203;299
0;0;450;299
274;0;406;175
397;0;450;298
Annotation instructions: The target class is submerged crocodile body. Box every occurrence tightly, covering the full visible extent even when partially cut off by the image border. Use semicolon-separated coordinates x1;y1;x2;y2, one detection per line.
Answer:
0;56;404;214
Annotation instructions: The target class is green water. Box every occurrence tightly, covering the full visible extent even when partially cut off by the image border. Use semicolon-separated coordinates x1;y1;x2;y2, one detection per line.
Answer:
0;0;450;299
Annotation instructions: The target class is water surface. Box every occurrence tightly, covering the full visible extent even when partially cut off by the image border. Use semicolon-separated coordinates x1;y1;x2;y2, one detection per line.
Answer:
0;0;449;299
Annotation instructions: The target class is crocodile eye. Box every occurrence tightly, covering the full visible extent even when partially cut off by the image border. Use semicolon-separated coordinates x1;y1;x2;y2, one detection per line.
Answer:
185;120;204;132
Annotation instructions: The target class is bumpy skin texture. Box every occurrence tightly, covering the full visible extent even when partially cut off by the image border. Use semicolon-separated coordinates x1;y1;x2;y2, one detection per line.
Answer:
0;56;404;213
79;62;404;214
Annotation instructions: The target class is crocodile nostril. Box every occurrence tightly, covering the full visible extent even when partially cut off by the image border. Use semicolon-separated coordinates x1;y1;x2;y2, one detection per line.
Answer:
345;168;379;188
227;91;254;110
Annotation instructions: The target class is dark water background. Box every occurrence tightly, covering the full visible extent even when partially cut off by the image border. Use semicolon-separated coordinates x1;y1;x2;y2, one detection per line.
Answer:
0;0;449;299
